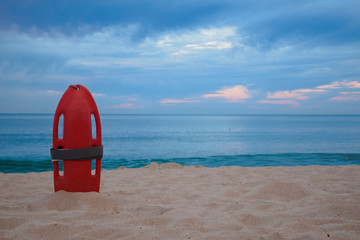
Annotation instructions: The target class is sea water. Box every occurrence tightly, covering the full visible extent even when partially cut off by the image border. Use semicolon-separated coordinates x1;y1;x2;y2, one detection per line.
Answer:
0;114;360;173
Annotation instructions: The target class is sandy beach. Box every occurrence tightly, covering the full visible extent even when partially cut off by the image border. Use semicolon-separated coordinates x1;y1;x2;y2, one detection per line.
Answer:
1;163;359;240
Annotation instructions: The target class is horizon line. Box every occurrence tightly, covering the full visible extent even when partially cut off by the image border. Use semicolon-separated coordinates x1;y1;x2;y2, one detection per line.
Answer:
1;113;360;116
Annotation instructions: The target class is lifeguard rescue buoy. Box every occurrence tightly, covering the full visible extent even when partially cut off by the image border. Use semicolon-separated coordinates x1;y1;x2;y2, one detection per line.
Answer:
50;85;103;192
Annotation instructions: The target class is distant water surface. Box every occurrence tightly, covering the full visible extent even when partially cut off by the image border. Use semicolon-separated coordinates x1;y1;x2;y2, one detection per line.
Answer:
0;114;359;173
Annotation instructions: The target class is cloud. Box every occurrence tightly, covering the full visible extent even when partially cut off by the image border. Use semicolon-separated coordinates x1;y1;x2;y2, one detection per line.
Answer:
160;85;251;105
101;96;140;109
92;93;106;98
331;95;360;101
296;89;326;93
0;24;142;69
0;25;240;75
266;80;360;101
127;97;137;102
203;85;251;102
46;90;62;95
316;81;342;89
262;80;360;105
267;90;308;100
267;88;325;100
340;92;360;94
159;98;200;104
316;80;360;89
0;1;227;37
106;103;138;109
316;80;360;101
342;81;360;88
258;100;298;106
156;26;239;55
331;91;360;101
185;41;233;50
1;1;359;114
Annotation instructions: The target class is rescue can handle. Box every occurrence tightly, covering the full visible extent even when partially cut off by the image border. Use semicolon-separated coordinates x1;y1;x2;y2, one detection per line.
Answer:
53;111;64;148
91;111;102;145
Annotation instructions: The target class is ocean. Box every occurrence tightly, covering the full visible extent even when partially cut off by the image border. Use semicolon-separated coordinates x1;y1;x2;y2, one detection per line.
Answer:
1;114;360;173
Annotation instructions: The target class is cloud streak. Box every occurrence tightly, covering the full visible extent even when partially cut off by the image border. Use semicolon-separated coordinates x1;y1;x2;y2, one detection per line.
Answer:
106;103;139;109
331;95;360;101
156;26;239;56
258;100;298;106
159;98;201;104
203;85;251;102
262;80;360;105
331;89;360;101
46;90;62;95
92;93;106;98
317;80;360;89
267;88;325;100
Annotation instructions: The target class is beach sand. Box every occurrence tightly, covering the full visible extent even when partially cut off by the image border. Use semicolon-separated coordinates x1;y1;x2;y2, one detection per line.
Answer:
1;163;359;240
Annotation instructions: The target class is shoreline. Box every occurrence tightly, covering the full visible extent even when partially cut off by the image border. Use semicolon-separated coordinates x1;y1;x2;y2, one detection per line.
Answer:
2;152;360;173
1;163;360;239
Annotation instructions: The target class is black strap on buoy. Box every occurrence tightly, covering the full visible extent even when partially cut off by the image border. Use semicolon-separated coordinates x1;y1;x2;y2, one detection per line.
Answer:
50;145;103;161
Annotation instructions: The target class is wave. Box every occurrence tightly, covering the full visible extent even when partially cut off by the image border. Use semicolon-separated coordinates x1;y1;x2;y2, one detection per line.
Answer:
1;153;360;173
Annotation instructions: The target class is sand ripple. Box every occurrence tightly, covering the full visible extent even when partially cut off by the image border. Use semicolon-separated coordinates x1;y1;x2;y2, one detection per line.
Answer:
1;164;360;240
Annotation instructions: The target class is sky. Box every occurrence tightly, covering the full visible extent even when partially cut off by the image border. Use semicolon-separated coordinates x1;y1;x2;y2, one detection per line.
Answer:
0;0;359;114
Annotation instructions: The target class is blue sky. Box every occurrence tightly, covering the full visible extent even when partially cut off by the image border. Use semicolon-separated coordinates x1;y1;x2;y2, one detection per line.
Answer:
0;0;359;114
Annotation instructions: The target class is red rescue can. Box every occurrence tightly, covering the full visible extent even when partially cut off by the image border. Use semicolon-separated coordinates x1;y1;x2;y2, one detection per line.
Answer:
50;85;103;192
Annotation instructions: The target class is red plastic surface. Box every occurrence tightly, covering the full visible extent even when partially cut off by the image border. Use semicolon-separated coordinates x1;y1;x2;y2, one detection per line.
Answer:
52;85;102;192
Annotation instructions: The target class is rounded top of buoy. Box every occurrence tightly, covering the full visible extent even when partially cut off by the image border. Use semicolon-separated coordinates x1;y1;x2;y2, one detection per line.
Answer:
69;84;80;90
53;84;101;149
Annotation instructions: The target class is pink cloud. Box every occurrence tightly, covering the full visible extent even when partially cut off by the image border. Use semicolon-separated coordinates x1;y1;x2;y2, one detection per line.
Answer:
264;81;360;105
203;85;251;102
296;89;325;93
159;98;200;104
316;81;341;89
258;100;299;106
316;80;360;89
342;80;360;88
331;96;360;101
107;103;138;109
331;91;360;101
340;92;360;94
267;88;325;100
267;90;308;100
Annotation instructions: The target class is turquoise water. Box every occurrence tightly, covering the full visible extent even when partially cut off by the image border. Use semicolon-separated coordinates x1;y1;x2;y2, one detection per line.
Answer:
1;114;360;173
